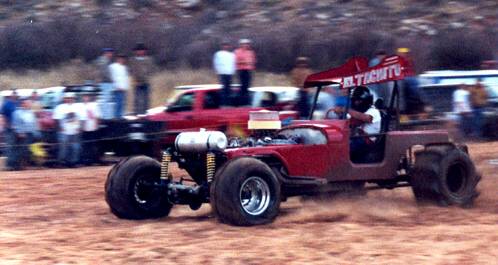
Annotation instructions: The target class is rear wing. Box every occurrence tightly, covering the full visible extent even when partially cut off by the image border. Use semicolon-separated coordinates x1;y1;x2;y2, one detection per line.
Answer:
304;55;414;88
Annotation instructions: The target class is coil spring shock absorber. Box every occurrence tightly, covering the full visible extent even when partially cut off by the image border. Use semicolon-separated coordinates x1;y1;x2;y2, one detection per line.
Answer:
160;151;172;181
206;152;216;183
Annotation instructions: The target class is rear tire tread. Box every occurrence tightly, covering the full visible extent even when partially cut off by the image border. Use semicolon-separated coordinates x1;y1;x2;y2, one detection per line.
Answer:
105;156;172;220
410;146;480;207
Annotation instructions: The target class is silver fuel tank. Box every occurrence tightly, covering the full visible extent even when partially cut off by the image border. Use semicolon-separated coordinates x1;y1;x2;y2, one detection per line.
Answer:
175;131;228;153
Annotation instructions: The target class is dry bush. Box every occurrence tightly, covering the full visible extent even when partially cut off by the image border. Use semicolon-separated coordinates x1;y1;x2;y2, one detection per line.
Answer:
429;30;494;70
0;61;92;90
0;14;494;74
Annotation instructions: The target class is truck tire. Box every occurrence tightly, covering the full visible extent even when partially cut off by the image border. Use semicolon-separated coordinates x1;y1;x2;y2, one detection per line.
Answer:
105;156;173;219
210;157;281;226
410;147;480;207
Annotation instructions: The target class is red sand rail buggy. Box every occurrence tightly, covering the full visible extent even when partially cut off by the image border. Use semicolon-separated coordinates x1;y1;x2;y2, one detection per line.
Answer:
105;55;480;226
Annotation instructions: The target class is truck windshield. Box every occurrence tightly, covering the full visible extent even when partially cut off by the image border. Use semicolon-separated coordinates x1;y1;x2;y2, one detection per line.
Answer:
169;92;195;112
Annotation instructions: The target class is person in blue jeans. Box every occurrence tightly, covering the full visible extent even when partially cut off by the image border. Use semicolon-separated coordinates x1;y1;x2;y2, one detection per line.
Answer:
53;93;85;167
109;54;130;118
113;90;126;118
94;47;115;119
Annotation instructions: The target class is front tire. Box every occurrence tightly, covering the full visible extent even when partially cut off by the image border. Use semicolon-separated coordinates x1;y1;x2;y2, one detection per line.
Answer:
410;146;480;207
105;156;173;219
210;157;281;226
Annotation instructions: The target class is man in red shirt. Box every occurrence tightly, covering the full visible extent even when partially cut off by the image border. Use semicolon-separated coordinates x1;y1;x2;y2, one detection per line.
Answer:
234;39;256;106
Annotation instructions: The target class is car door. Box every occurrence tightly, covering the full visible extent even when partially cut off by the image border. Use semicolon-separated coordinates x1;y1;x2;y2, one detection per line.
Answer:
162;91;198;132
191;90;225;130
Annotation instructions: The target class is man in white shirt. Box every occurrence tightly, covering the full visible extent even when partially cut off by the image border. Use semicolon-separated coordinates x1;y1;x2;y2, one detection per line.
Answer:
334;86;382;162
213;41;236;106
53;92;86;167
452;84;472;136
79;92;102;165
109;54;130;118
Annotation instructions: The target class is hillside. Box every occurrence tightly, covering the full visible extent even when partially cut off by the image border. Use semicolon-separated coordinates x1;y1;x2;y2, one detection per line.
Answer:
1;1;496;35
0;0;496;72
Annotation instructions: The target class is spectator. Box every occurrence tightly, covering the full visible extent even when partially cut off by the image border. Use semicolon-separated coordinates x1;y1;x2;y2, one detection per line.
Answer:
29;90;44;136
290;57;312;119
94;48;115;119
469;78;488;137
369;50;387;67
11;98;39;170
235;39;256;106
452;84;473;137
109;54;130;118
129;43;156;114
1;90;18;170
53;93;85;167
213;41;236;106
30;90;43;114
79;91;101;165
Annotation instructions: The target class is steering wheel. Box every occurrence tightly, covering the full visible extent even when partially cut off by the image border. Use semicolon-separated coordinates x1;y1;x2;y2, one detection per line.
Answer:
325;107;340;119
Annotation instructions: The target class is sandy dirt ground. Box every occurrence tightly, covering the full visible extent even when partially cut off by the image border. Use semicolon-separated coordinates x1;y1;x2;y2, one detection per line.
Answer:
1;142;497;264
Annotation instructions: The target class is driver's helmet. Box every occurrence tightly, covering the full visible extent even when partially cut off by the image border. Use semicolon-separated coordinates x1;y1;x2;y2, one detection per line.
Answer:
351;86;373;113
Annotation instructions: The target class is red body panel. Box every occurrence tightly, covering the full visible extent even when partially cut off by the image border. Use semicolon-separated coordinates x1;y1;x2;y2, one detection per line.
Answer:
225;120;348;178
147;88;299;146
304;55;413;88
225;120;449;182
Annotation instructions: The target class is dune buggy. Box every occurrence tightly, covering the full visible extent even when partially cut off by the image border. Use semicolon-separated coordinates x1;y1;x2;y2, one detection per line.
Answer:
105;55;480;226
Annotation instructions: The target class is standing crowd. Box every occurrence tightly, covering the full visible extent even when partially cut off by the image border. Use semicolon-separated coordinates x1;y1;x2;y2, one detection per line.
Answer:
0;90;101;170
95;43;156;118
0;43;157;170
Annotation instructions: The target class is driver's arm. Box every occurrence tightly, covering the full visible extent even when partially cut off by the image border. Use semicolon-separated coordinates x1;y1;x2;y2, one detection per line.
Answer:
333;106;373;123
347;109;373;123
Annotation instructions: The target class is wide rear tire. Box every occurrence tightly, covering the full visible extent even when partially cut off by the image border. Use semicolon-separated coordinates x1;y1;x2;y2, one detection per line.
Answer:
105;156;173;219
410;146;480;207
210;157;281;226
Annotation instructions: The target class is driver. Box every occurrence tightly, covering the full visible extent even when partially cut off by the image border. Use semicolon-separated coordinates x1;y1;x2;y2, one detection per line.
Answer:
334;86;381;160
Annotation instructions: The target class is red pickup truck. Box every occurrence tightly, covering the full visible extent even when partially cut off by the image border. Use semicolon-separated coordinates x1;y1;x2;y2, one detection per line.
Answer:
136;85;300;154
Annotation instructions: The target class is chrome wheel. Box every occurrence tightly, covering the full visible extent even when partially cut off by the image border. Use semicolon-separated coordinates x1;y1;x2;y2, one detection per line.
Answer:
239;176;271;216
